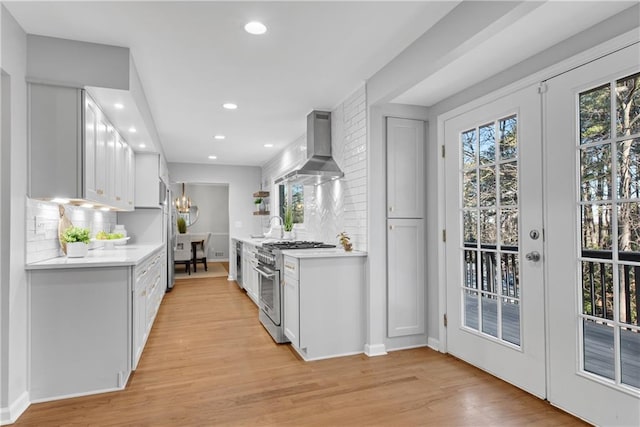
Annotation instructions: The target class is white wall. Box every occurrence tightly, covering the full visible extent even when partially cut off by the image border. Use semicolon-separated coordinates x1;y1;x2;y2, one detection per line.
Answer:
168;163;261;260
261;85;368;250
0;5;29;423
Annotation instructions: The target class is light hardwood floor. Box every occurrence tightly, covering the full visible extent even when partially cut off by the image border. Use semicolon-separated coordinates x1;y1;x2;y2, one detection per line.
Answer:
16;265;587;426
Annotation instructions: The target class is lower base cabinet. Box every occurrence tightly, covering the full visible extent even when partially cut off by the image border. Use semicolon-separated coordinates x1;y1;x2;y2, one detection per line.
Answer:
283;254;366;361
30;247;166;402
132;248;166;369
30;267;132;402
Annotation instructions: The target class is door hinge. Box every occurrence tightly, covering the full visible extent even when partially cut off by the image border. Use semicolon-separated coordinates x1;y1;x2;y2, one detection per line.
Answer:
444;313;448;327
442;229;446;242
441;145;445;158
538;82;548;94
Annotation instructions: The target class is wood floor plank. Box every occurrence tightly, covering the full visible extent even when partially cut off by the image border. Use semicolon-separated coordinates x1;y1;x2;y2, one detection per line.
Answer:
15;267;588;426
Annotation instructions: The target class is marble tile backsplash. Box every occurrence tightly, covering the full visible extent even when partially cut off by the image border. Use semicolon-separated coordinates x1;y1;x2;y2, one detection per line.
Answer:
261;85;368;250
26;198;117;263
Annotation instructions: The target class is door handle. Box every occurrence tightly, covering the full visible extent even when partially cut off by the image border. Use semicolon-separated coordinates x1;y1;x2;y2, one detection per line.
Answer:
525;251;541;262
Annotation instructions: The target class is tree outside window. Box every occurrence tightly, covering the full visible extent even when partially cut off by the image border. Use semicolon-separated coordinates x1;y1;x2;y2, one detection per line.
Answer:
279;183;304;224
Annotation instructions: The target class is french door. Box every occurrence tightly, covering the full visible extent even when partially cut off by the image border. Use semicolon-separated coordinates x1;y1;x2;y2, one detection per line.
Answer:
444;84;546;398
544;43;639;425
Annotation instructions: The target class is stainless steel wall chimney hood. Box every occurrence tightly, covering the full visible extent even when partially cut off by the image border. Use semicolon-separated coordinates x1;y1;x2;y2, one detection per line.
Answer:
275;110;344;186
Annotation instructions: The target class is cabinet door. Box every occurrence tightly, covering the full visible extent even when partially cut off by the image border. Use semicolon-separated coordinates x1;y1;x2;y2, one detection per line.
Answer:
132;279;147;370
113;134;126;209
386;117;425;218
283;276;300;347
134;153;160;208
83;94;99;201
387;218;425;337
126;145;135;210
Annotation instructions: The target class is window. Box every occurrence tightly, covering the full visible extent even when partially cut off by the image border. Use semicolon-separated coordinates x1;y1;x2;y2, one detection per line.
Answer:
278;183;304;224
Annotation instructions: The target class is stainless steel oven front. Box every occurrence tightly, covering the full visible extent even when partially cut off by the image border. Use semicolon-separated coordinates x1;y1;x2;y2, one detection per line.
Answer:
255;248;289;343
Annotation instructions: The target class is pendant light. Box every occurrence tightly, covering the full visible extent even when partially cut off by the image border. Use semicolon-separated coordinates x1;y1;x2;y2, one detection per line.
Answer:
175;183;192;213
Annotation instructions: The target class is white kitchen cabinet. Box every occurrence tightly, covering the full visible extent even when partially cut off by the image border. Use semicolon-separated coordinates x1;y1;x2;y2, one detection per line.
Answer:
132;247;166;369
283;254;366;361
283;257;300;346
28;83;134;210
242;243;259;305
134;153;160;208
125;144;136;209
387;218;425;337
30;267;132;401
386;117;425;219
386;116;426;339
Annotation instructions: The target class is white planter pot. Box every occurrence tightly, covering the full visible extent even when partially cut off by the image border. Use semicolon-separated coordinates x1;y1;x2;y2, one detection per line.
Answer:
66;242;88;258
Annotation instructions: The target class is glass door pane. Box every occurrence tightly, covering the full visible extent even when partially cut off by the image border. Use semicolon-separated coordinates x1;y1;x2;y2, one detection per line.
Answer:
578;72;640;390
461;115;521;346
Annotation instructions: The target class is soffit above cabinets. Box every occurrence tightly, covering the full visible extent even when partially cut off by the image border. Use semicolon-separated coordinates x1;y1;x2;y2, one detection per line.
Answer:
86;86;159;155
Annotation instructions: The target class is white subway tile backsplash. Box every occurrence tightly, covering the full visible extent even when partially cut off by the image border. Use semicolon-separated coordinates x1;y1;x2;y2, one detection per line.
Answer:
261;85;367;250
25;198;117;263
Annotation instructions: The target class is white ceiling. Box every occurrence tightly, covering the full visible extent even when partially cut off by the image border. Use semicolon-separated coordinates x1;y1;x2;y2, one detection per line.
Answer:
4;1;637;167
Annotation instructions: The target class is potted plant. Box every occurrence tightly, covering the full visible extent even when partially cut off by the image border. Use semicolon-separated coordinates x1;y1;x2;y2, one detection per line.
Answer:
283;204;294;239
61;226;91;257
177;216;187;234
254;197;264;212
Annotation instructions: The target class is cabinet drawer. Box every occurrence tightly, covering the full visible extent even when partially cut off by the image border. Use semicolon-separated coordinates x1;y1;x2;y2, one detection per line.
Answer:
283;256;299;280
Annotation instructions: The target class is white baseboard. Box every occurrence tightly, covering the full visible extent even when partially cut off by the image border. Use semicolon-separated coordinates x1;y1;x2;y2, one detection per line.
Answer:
0;391;30;425
227;275;235;281
427;337;441;352
386;343;428;352
364;343;387;357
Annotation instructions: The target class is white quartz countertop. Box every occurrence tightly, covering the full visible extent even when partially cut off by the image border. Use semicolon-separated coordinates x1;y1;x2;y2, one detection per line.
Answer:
281;248;367;259
25;244;164;270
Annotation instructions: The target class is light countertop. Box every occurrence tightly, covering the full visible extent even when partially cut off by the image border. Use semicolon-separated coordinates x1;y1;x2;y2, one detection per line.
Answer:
281;248;367;259
25;244;164;270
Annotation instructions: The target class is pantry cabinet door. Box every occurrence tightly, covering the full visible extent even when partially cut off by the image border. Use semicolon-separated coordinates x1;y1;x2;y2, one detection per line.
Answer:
386;117;425;218
387;218;426;337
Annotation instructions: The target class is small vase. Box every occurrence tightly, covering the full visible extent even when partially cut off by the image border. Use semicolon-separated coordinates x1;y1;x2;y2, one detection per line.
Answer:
66;242;88;258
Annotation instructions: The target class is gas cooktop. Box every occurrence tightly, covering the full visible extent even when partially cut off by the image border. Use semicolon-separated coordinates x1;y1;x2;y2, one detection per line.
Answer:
262;241;336;250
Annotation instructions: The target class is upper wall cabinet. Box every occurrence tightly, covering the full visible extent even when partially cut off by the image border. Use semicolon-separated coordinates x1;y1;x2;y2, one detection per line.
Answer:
134;153;160;208
386;118;425;219
28;83;134;211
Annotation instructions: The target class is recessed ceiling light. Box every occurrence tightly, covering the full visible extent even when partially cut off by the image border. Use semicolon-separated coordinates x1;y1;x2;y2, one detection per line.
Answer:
114;103;124;109
128;127;137;133
223;103;238;110
214;135;226;140
100;207;110;211
245;21;267;35
208;155;217;160
264;144;274;148
139;143;146;149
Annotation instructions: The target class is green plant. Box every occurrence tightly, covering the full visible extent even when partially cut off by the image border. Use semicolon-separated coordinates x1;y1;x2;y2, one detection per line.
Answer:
283;204;294;232
177;216;187;234
61;226;91;244
254;197;263;205
337;232;353;252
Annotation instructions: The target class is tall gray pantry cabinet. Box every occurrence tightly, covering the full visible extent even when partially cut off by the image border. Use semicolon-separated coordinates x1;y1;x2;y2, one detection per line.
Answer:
386;117;426;337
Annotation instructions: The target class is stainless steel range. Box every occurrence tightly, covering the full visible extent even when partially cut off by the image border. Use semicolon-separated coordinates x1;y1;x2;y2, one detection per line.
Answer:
255;241;336;343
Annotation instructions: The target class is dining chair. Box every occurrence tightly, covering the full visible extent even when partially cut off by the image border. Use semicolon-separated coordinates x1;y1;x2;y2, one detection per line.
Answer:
192;232;211;273
174;234;192;275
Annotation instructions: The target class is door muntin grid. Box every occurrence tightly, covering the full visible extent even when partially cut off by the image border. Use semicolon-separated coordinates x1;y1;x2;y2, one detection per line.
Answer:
578;72;640;391
461;114;521;347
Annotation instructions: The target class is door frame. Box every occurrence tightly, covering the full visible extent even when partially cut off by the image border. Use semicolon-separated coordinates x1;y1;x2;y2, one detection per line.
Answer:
436;29;639;360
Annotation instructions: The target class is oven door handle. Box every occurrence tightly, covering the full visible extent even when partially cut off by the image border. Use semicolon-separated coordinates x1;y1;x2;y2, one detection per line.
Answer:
254;265;277;279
